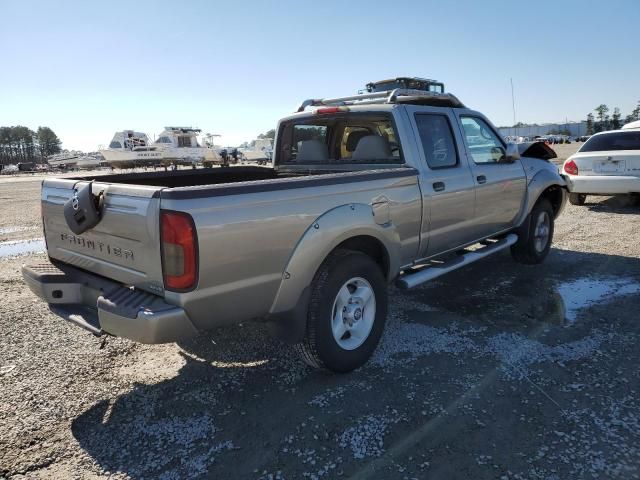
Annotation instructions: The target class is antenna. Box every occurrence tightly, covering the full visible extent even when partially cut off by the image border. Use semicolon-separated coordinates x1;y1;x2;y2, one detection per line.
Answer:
510;78;517;137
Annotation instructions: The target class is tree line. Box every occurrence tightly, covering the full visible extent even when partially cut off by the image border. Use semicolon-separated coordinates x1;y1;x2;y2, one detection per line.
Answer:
0;126;61;165
586;101;640;135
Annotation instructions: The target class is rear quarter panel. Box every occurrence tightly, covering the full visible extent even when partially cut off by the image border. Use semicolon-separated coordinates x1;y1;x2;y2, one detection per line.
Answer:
160;171;421;330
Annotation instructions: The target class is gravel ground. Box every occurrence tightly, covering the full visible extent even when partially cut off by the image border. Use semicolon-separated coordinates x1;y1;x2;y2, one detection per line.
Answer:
2;158;640;479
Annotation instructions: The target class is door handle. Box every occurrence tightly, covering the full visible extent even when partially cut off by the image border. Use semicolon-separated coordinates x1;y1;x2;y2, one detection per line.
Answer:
477;175;487;184
433;181;445;192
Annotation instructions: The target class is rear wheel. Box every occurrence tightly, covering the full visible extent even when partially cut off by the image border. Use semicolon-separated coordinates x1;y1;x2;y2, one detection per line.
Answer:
511;199;554;265
295;249;387;373
569;193;586;206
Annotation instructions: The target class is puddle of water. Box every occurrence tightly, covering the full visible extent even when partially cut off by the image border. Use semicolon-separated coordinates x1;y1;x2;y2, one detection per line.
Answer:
0;238;46;258
557;277;640;322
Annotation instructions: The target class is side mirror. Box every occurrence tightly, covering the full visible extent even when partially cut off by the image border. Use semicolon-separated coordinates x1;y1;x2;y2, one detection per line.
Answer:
505;142;521;162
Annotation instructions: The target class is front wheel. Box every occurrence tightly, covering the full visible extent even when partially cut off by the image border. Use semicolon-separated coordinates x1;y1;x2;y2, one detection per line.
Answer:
295;250;387;373
511;199;554;265
569;193;586;206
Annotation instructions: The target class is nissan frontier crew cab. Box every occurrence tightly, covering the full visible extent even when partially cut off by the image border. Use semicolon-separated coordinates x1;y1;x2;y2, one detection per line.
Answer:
23;78;567;372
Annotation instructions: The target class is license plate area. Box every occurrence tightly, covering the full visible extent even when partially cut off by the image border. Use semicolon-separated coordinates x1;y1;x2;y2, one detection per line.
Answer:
594;159;625;174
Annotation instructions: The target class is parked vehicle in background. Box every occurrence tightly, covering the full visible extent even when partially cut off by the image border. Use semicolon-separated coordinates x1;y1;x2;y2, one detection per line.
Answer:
622;120;640;130
17;162;36;172
240;138;273;164
0;164;18;175
562;128;640;205
23;78;567;372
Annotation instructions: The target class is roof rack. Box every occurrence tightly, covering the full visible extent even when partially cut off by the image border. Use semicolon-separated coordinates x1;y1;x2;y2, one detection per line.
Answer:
296;89;465;112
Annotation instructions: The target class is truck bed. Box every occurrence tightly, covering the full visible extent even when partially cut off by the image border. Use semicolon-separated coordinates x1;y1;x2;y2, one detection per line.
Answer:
41;166;420;315
71;165;280;188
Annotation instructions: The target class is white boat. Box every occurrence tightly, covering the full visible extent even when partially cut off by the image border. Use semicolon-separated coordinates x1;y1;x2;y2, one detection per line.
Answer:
100;128;222;167
154;127;221;166
99;130;163;167
47;152;103;170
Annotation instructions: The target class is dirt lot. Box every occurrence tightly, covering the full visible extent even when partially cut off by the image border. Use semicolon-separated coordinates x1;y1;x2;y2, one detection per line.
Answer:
2;156;640;479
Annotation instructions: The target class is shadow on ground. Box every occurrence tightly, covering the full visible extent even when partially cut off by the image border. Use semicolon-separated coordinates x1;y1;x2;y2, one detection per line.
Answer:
71;248;640;479
586;194;640;213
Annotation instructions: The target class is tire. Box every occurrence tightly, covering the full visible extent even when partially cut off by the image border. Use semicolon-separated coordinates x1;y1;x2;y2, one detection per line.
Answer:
569;193;586;206
511;198;554;265
295;249;387;373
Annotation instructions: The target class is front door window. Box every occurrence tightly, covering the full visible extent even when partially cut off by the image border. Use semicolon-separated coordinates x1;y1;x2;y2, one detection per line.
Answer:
460;117;506;164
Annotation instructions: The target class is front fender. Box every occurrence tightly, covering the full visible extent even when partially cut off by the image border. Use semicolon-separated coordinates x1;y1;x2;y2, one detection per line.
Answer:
517;163;567;227
268;202;400;317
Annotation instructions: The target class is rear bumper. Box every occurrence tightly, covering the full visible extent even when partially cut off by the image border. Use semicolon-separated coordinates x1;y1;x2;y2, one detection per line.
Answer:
564;174;640;194
22;261;198;344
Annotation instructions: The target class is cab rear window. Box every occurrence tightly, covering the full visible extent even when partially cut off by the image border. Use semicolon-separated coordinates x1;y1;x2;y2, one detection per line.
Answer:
278;113;403;165
580;132;640;152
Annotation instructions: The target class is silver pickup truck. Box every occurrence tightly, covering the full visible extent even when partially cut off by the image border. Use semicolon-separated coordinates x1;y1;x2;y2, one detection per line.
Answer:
24;80;567;372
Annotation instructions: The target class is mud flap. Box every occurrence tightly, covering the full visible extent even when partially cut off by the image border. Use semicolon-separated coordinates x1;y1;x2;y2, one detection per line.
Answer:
267;287;311;344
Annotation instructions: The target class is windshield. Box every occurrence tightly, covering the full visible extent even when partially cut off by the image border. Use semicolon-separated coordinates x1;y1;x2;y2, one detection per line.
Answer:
580;131;640;152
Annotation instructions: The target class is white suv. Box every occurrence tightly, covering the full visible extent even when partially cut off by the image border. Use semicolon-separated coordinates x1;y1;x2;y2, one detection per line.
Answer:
562;128;640;205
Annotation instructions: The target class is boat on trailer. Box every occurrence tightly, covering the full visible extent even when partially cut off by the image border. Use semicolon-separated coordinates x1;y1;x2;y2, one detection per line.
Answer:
99;128;222;168
47;152;104;170
154;127;222;166
99;131;163;167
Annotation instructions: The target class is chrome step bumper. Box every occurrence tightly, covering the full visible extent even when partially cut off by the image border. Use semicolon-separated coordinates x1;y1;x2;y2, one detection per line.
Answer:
22;261;198;344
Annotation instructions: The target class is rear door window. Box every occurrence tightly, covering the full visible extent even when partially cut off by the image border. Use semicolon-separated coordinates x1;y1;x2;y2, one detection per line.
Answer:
414;114;458;169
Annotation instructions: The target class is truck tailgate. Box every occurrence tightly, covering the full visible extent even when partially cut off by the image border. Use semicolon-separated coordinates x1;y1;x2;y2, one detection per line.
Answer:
42;178;165;294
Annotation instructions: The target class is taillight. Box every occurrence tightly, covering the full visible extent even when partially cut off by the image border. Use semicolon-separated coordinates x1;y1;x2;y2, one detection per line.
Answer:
160;210;198;291
564;159;579;175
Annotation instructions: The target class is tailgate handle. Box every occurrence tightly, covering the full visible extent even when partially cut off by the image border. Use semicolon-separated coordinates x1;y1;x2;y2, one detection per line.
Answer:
63;182;105;235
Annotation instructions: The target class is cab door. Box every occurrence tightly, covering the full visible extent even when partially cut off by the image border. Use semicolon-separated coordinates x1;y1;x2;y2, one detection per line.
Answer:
405;106;477;257
455;114;527;238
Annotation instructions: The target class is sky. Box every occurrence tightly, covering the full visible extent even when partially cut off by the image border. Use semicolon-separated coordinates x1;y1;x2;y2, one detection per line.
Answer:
1;0;639;152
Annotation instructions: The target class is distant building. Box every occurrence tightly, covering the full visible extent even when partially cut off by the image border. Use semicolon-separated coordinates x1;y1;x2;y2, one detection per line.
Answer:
498;121;587;138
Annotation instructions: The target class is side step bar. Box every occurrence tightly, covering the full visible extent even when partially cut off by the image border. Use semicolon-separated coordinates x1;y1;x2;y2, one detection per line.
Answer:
397;234;518;289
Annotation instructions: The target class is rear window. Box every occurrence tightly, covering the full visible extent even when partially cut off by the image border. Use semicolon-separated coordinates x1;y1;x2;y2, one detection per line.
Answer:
278;113;403;165
580;131;640;152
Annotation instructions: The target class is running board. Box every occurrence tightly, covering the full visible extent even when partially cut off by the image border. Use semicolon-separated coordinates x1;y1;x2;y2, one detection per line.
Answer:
397;234;518;289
